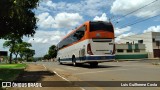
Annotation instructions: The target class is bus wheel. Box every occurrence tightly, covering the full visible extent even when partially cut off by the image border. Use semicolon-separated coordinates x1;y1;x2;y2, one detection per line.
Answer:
90;62;98;67
72;56;77;66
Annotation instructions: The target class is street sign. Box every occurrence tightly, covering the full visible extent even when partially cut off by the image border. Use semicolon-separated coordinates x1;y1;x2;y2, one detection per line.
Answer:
0;51;8;56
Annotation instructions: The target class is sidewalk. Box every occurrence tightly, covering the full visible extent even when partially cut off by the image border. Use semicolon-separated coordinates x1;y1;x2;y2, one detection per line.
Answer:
8;64;82;90
115;58;160;61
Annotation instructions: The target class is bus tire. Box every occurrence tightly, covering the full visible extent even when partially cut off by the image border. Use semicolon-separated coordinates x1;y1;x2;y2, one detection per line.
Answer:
90;62;98;67
72;56;77;66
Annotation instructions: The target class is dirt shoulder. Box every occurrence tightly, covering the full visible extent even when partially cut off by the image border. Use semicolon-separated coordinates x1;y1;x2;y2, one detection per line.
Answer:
8;64;82;90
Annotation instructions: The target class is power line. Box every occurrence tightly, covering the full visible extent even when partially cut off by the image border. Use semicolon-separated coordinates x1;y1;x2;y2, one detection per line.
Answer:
120;13;160;28
118;7;160;28
115;32;160;43
112;0;159;22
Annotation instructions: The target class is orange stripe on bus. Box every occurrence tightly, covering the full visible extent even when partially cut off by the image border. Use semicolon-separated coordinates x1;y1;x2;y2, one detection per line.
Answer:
61;21;90;41
59;32;114;50
58;21;114;50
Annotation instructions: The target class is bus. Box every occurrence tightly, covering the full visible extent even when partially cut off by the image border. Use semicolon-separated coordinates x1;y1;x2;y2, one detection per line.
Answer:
56;21;115;67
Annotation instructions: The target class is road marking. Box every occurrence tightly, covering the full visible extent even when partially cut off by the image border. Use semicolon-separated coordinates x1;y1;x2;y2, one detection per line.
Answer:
42;64;85;90
53;71;85;90
74;69;130;75
53;71;70;81
42;64;47;70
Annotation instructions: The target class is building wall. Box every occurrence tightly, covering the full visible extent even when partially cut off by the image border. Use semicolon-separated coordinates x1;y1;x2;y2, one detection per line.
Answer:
152;32;160;49
115;44;148;59
119;32;160;58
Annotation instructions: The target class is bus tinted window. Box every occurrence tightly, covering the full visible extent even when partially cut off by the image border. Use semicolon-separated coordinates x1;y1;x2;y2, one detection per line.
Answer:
90;22;113;32
58;25;86;49
73;26;85;41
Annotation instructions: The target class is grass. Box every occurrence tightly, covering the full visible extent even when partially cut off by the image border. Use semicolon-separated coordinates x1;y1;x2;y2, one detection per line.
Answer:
0;64;27;69
0;64;27;90
0;64;27;81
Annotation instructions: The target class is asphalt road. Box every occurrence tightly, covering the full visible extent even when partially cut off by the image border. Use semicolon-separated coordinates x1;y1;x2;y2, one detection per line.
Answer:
34;60;160;90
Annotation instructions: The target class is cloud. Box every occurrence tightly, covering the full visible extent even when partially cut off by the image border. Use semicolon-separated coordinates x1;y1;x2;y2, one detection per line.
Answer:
27;30;66;57
143;25;160;33
114;26;134;43
115;26;131;36
110;0;160;18
0;39;9;51
93;13;109;22
53;12;83;28
38;0;113;17
28;30;65;44
36;12;54;29
37;12;83;29
46;0;56;9
1;30;66;57
115;32;136;43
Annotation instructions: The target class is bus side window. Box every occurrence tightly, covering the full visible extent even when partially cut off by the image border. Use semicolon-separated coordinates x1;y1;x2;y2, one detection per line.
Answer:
74;25;86;40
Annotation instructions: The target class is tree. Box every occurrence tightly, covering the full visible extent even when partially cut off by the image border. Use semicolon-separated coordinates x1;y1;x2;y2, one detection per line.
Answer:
3;40;32;63
43;54;51;60
13;41;32;63
23;48;35;61
12;44;19;63
18;42;32;60
1;0;39;63
0;0;39;38
3;38;22;64
43;45;57;61
48;45;57;58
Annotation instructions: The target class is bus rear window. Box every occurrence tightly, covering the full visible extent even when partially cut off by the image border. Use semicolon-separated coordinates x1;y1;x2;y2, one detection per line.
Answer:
90;21;113;32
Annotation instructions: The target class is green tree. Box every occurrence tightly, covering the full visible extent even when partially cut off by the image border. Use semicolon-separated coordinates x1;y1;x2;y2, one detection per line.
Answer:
18;42;32;60
43;54;51;60
48;45;57;58
3;40;32;63
3;38;22;64
13;41;32;63
12;44;19;63
23;48;35;61
0;0;39;38
1;0;39;63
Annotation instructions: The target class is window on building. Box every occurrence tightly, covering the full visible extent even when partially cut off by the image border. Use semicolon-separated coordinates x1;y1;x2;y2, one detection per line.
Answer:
117;49;124;53
152;38;155;42
156;41;160;46
126;42;129;44
138;40;143;44
134;49;140;52
127;49;132;53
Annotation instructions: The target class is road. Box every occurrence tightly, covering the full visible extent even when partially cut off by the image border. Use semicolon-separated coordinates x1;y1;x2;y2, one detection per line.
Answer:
34;60;160;90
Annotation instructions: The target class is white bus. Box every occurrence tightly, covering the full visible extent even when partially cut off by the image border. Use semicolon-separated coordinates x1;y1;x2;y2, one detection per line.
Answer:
57;21;115;67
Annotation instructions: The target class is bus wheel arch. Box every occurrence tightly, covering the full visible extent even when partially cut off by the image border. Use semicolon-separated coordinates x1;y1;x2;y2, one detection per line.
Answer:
58;58;63;65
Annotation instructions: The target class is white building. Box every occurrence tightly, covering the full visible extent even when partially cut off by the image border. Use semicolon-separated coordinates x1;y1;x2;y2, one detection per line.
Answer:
115;44;147;59
120;32;160;58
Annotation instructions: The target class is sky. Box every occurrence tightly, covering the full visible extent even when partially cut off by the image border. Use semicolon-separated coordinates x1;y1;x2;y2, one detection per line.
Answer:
1;0;160;57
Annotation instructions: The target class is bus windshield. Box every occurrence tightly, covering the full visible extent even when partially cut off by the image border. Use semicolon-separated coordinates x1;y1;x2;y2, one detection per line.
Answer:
90;21;114;32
